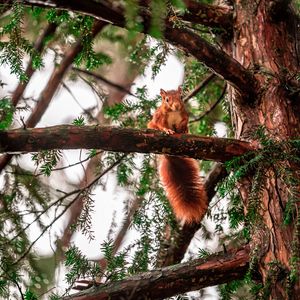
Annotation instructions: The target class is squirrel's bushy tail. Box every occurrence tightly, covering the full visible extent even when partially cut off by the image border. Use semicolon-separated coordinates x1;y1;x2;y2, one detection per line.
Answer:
159;156;208;224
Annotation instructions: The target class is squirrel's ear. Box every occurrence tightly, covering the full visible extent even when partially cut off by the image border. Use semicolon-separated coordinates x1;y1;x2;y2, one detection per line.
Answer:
177;86;182;93
160;89;166;97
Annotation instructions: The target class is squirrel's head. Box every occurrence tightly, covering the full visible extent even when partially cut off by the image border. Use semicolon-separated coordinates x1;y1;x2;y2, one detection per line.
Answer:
160;86;183;111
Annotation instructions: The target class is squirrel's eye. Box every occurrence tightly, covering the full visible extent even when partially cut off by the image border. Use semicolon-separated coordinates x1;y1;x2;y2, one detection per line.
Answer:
165;97;169;102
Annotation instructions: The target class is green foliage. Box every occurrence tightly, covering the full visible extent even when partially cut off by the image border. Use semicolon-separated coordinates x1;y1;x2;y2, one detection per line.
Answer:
101;240;128;281
219;279;248;300
104;86;157;128
65;246;101;287
24;289;38;300
0;97;14;130
32;150;62;176
198;248;211;258
74;193;95;242
0;1;43;80
130;37;170;79
72;115;86;126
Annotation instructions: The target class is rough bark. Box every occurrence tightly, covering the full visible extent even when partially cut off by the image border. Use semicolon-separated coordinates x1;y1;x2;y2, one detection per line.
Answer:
227;1;300;298
0;125;256;161
64;246;249;300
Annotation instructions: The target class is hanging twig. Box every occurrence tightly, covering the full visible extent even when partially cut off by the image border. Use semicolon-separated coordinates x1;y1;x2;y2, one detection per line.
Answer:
189;83;227;123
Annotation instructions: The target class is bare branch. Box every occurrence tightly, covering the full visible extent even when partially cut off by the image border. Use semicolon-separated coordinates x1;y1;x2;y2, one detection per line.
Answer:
0;125;257;162
73;68;136;98
64;246;249;300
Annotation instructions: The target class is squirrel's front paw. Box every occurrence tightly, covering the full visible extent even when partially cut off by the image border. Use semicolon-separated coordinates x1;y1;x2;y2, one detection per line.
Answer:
163;128;175;135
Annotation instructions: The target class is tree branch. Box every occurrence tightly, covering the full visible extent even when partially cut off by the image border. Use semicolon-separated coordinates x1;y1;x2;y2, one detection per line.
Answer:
2;0;257;100
11;21;58;106
164;23;256;100
0;125;257;162
139;0;233;29
180;0;233;29
183;73;216;103
64;245;249;300
0;20;107;174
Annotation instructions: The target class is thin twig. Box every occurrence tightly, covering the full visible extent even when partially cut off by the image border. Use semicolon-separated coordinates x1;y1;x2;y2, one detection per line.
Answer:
189;83;227;123
73;67;137;98
10;155;125;247
62;82;99;123
183;73;216;103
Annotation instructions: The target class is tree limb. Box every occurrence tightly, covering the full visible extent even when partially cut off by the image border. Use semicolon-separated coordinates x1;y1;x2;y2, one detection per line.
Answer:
1;0;257;100
139;0;233;29
64;245;249;300
0;20;107;174
180;0;233;29
0;125;257;162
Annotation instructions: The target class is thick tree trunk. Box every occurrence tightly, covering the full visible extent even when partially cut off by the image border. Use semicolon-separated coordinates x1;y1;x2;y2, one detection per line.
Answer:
227;1;300;298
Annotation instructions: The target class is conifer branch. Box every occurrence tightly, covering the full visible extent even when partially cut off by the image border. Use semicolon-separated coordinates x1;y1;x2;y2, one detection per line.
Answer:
11;21;58;106
1;0;257;100
0;20;107;174
64;245;249;300
0;125;257;162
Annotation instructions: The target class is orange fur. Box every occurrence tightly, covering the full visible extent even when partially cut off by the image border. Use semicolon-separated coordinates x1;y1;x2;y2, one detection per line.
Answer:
159;156;208;223
148;87;207;223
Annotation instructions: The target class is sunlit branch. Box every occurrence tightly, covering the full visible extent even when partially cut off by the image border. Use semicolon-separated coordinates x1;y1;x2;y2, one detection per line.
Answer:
0;125;258;162
64;245;249;300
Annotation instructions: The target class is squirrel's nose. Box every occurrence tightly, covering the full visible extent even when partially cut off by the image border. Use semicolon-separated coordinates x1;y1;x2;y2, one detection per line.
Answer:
174;103;181;110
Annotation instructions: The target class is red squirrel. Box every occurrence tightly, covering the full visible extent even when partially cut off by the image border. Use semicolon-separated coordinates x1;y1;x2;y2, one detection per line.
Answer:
148;86;208;224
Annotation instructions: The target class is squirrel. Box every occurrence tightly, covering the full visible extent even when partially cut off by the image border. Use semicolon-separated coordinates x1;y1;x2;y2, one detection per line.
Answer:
148;86;208;224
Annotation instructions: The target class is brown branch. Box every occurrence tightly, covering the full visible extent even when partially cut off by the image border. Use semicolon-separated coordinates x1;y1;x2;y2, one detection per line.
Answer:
64;245;249;300
0;125;257;162
164;24;256;100
180;0;233;29
3;0;257;100
183;73;216;103
26;21;107;127
0;20;107;174
11;22;58;106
